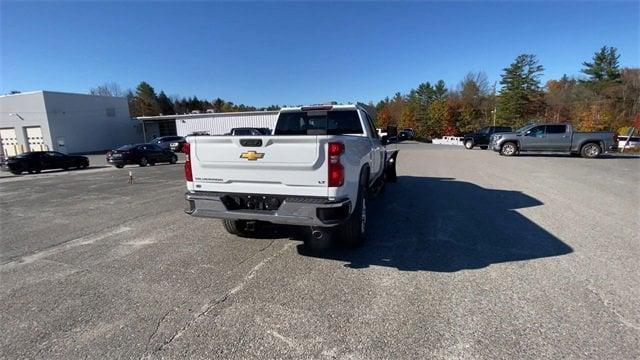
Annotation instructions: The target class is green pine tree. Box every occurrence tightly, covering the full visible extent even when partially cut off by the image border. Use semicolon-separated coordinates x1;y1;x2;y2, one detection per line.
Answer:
156;91;175;115
497;54;545;126
434;80;448;100
134;82;159;116
581;46;621;92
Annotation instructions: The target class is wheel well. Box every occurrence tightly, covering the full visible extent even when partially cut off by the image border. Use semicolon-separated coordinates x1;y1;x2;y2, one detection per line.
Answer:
501;140;518;149
580;141;602;151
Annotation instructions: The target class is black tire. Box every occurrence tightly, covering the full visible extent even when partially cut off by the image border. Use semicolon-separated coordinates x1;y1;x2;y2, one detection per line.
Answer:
10;169;22;175
169;154;178;164
81;162;89;169
464;139;474;149
337;177;367;247
222;219;255;237
149;161;156;166
139;157;148;167
580;142;602;158
115;164;125;169
500;142;518;156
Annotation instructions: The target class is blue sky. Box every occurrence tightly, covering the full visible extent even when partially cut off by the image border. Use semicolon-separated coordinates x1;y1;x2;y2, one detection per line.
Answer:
1;1;638;107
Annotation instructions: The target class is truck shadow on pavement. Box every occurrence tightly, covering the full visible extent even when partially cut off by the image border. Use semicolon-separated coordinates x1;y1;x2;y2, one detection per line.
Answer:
298;176;573;272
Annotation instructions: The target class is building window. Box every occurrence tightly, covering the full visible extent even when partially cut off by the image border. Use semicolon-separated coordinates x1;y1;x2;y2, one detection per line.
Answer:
106;108;116;117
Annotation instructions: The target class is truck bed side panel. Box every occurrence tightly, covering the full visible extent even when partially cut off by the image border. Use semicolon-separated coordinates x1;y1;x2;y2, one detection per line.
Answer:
570;132;616;152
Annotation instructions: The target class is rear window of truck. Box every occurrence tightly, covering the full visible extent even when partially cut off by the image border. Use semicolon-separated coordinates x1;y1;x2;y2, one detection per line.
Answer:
274;110;364;135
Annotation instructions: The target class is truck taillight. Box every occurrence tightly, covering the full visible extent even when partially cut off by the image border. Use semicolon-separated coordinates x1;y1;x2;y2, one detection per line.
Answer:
184;142;193;182
328;142;344;187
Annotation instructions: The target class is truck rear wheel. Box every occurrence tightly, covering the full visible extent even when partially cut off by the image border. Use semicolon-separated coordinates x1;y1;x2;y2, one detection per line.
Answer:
580;143;602;158
337;181;367;247
500;142;518;156
222;219;255;237
464;140;474;149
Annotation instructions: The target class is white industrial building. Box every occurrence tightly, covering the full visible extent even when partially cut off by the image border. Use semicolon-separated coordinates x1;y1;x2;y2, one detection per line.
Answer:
136;103;376;141
0;91;142;156
136;111;279;141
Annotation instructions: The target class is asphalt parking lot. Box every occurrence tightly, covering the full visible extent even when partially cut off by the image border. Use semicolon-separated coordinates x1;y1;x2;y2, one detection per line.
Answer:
1;143;639;359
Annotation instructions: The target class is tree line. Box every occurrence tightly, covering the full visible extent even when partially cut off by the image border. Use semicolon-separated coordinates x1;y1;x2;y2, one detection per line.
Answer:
89;82;281;117
375;46;639;138
89;45;639;136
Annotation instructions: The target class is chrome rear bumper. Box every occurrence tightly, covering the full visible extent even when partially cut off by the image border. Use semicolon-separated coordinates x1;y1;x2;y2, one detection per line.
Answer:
185;191;351;227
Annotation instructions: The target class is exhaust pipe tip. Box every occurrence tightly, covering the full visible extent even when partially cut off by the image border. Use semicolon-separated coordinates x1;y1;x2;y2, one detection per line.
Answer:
312;230;324;240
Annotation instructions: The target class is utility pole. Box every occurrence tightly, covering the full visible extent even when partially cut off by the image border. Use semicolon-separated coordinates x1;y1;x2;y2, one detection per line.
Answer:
492;82;497;126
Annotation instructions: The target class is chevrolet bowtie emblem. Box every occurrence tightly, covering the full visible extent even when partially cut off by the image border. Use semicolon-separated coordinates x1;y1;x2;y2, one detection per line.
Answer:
240;151;264;161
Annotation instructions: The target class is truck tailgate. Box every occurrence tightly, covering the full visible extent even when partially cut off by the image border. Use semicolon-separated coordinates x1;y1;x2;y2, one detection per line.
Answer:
190;136;328;197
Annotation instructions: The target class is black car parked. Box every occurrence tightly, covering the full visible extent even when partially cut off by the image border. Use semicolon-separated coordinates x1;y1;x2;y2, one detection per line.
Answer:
152;136;185;151
168;137;187;152
399;128;415;141
1;151;89;175
462;126;512;149
106;144;178;168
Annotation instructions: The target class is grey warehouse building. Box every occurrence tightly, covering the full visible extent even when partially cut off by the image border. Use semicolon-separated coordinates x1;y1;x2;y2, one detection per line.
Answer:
0;91;142;156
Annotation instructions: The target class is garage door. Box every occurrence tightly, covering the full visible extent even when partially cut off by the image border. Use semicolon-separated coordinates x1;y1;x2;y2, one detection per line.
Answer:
25;126;47;151
0;128;20;157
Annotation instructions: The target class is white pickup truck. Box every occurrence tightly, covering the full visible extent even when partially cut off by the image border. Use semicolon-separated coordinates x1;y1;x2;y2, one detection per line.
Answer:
183;104;399;247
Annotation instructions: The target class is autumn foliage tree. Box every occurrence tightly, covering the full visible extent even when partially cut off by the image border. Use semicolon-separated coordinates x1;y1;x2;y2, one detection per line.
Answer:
100;46;638;137
373;46;637;140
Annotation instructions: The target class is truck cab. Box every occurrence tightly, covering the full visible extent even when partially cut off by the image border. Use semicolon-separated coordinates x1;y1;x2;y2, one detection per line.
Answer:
462;126;512;149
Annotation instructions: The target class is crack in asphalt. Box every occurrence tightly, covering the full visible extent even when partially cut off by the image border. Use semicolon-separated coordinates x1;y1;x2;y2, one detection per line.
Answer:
142;308;175;357
138;239;284;359
586;286;640;332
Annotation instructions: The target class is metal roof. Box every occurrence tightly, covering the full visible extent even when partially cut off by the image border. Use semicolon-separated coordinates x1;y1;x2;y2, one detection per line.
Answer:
0;90;127;99
135;110;280;122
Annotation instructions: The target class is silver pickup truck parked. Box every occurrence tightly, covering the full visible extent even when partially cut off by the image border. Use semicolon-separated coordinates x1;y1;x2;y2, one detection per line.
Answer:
490;123;618;158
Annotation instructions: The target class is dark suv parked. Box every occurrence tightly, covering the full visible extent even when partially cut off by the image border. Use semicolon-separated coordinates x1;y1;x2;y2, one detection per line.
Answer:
462;126;512;149
152;136;185;151
106;144;178;168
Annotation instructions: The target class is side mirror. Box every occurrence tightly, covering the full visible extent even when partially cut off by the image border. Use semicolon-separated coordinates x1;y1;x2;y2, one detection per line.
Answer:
381;135;388;145
524;130;531;136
